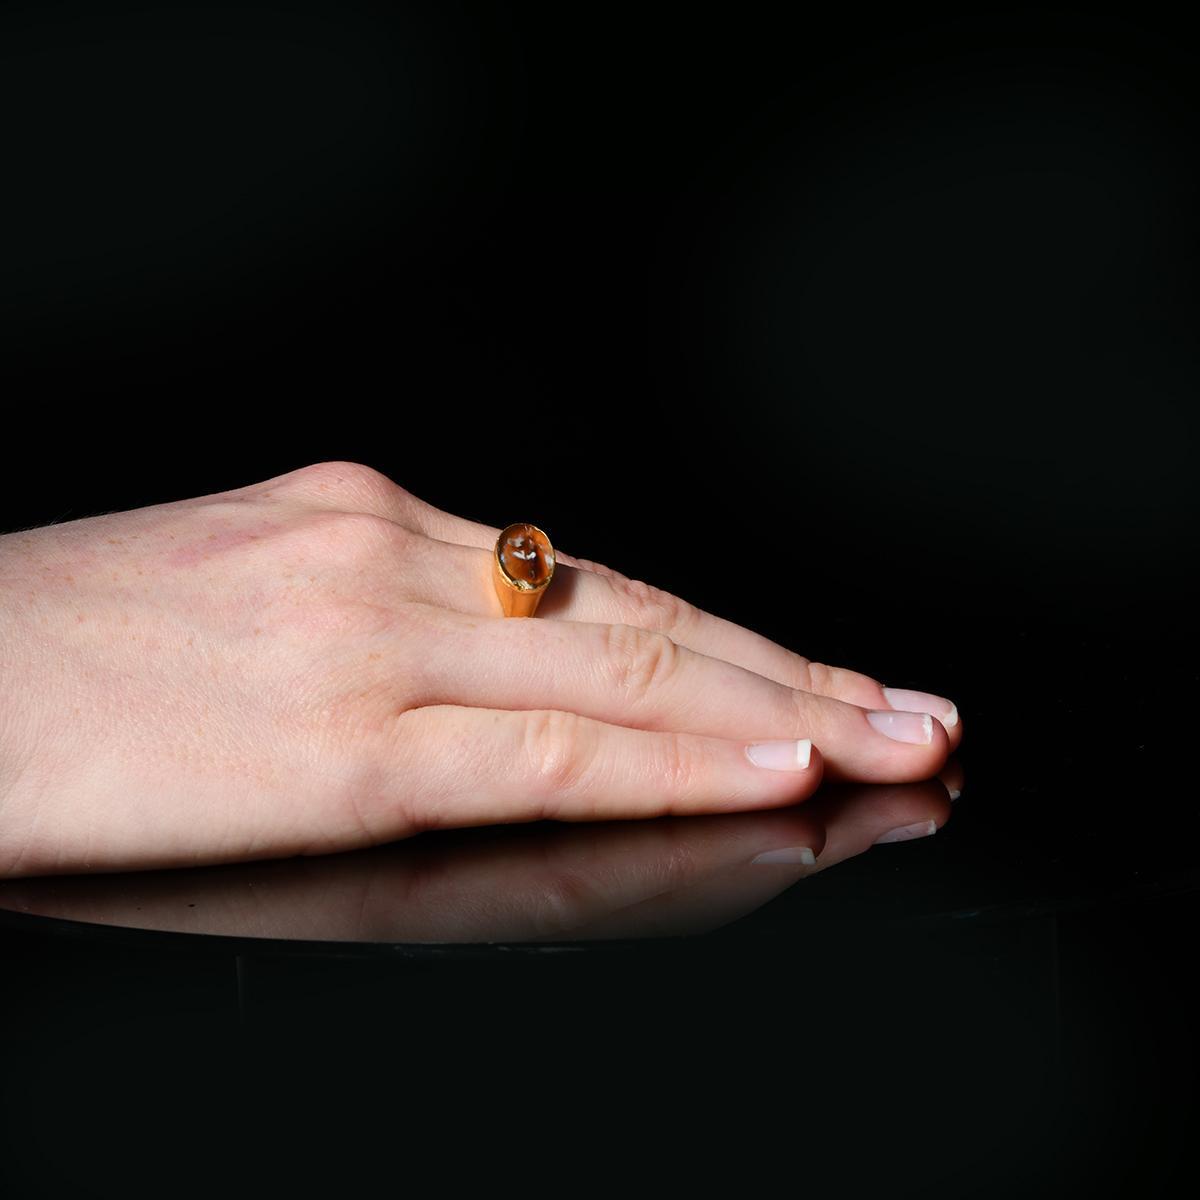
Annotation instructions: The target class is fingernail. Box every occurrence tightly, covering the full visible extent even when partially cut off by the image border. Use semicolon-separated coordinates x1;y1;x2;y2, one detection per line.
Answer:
866;710;933;745
750;846;817;865
874;819;937;844
946;785;961;802
882;687;958;730
745;738;812;770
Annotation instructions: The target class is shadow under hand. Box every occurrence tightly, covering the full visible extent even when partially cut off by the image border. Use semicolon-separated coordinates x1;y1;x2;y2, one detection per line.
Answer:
0;770;958;944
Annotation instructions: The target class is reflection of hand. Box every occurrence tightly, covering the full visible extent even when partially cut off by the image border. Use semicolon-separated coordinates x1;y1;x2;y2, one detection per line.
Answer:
0;462;960;877
0;778;956;942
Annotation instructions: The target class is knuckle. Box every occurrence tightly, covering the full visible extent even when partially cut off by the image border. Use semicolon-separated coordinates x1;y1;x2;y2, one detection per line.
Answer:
521;710;593;799
293;509;416;565
609;574;692;637
652;732;696;802
274;461;411;509
604;623;679;705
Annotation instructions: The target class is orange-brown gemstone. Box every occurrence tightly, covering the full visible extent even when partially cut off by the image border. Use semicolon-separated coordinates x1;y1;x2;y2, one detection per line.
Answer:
498;524;554;589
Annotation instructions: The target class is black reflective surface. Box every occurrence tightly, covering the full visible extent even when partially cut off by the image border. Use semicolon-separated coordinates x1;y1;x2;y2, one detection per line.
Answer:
1;637;1195;1194
1;754;1196;950
3;2;1198;1196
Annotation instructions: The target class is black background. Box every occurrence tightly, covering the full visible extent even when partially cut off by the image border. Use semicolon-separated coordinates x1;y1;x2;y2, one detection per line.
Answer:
1;2;1197;1195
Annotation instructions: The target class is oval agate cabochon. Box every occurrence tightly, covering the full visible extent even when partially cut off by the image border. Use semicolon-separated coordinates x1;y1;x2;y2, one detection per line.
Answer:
497;524;554;590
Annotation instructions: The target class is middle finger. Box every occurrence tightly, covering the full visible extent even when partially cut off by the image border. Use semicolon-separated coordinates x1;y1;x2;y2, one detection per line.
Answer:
394;604;950;783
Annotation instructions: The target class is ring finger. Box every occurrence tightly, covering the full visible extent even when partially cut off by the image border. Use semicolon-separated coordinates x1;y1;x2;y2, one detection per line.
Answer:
390;604;951;783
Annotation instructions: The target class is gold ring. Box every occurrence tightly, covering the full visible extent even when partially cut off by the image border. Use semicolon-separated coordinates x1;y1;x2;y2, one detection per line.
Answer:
493;523;555;617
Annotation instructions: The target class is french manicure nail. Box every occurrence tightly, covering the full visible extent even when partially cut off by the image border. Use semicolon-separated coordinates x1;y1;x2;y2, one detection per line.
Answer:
874;819;937;844
750;846;817;865
866;710;933;745
882;687;959;730
745;738;813;770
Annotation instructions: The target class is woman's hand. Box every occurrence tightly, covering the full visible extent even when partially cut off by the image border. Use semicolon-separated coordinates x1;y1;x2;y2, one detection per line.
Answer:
0;462;960;877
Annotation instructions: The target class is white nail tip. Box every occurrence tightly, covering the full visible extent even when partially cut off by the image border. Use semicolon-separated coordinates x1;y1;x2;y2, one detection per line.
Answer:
745;738;814;771
922;714;933;743
943;705;959;729
751;846;817;865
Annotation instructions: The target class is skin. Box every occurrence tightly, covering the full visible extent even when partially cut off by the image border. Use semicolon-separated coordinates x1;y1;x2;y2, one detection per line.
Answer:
0;778;957;941
0;461;960;878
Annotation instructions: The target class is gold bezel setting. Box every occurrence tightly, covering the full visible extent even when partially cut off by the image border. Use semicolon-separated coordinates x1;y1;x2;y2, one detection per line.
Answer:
493;523;555;616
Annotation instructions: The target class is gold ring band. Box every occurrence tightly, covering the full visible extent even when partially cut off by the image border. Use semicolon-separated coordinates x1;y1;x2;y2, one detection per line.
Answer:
493;523;555;618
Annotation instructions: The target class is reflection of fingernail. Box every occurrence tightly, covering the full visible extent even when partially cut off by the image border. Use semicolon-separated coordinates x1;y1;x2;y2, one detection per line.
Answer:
874;819;937;844
882;687;958;730
867;710;933;745
750;846;816;865
946;785;961;802
745;738;812;770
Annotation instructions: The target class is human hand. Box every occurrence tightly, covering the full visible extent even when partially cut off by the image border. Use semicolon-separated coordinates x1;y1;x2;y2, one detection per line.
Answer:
0;777;957;941
0;462;960;877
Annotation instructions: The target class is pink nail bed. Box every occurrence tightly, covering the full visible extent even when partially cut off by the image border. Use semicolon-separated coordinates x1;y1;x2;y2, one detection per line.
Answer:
881;687;958;730
866;710;934;745
744;738;813;770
